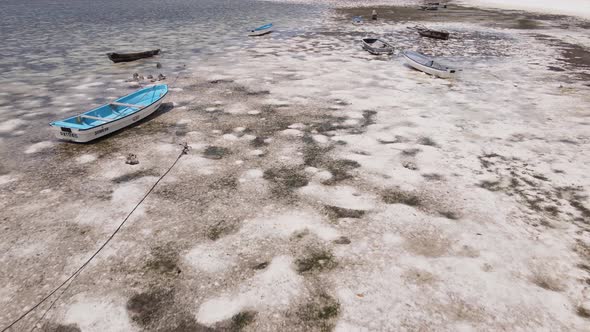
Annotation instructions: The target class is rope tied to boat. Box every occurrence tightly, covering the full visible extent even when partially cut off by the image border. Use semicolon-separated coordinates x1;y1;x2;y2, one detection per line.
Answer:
1;143;191;332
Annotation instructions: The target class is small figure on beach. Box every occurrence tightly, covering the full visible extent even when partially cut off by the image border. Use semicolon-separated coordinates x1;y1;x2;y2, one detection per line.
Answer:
156;62;162;68
372;9;378;20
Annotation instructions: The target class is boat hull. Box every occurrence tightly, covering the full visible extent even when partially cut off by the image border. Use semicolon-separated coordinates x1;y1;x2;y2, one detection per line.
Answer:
51;93;166;143
418;30;449;40
403;54;456;79
249;29;272;36
107;49;160;63
361;39;394;55
249;23;273;36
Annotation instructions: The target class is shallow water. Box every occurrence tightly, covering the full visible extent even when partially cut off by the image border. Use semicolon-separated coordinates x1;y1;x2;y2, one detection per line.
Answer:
0;0;327;116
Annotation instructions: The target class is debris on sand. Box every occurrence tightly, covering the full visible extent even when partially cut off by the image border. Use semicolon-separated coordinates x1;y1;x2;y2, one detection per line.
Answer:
125;154;139;165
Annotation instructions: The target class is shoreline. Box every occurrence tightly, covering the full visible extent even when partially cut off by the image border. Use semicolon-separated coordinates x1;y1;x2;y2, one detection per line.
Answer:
458;0;590;20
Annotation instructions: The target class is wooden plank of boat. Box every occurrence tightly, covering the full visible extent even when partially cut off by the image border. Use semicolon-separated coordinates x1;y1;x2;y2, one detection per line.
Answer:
80;114;111;122
106;49;160;63
249;23;273;36
402;50;457;79
361;38;394;55
110;102;143;108
49;84;168;143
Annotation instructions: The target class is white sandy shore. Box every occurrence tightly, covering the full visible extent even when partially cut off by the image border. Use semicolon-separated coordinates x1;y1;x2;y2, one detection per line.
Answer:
264;0;590;20
460;0;590;19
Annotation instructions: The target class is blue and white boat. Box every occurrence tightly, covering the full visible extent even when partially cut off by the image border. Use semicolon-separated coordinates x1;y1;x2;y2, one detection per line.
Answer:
50;84;168;143
352;16;363;25
249;23;273;36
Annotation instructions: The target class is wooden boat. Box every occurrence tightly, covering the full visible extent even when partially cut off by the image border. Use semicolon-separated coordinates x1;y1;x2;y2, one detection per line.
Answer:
415;26;450;40
420;2;447;10
50;85;168;142
249;23;273;36
402;51;457;79
361;38;394;55
106;49;160;63
352;16;363;25
419;5;439;10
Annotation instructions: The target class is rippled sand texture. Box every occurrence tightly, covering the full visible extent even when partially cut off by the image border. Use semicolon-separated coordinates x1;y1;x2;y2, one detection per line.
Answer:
1;3;590;332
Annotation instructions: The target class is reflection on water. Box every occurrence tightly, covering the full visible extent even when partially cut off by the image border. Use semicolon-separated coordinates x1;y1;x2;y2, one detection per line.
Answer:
0;0;327;118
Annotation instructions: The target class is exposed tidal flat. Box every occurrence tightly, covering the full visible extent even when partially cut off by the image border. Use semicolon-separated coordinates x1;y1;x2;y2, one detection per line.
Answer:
1;0;590;331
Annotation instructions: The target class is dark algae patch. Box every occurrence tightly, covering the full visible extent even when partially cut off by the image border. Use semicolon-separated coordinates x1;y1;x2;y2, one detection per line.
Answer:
203;146;231;160
263;167;309;188
263;166;309;198
381;189;422;207
41;323;81;332
127;288;174;327
253;261;269;270
478;180;502;191
295;249;337;273
333;236;351;245
417;137;438;147
323;159;361;184
210;311;257;332
325;205;365;219
206;219;239;241
296;293;340;332
145;245;182;276
230;311;257;331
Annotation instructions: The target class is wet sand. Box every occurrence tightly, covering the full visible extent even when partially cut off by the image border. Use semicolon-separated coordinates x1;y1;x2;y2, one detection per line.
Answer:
1;3;590;332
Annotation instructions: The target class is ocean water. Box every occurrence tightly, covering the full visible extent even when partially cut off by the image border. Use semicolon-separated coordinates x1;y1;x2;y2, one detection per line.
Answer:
0;0;327;119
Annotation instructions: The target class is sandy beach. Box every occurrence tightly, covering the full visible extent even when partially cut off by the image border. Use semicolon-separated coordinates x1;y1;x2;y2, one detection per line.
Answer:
1;1;589;331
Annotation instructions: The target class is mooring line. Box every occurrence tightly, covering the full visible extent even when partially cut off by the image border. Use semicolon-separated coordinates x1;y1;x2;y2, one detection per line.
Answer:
2;142;191;332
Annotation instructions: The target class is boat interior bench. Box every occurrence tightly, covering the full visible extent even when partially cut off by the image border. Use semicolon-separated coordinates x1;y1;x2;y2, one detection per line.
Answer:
110;102;144;108
80;114;112;122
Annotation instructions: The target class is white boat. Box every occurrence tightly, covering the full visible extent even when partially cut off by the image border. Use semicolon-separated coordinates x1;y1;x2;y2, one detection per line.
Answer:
49;84;168;143
249;23;273;36
402;50;457;78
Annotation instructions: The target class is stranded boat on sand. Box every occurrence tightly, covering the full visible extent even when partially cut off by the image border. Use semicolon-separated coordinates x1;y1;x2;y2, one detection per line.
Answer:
361;38;394;55
412;25;450;40
107;49;160;63
50;85;168;143
402;50;457;78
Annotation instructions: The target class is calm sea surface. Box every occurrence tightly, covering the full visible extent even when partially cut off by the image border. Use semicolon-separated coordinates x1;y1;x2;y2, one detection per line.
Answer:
0;0;327;115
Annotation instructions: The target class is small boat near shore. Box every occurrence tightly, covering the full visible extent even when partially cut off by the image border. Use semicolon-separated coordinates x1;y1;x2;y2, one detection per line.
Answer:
419;5;439;11
352;16;363;25
411;26;450;40
249;23;273;36
420;2;447;10
361;38;394;55
107;49;160;63
402;50;457;78
50;85;168;142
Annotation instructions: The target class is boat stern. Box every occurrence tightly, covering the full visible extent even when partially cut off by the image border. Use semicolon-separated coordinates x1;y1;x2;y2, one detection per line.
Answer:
49;124;94;143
